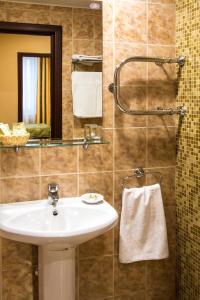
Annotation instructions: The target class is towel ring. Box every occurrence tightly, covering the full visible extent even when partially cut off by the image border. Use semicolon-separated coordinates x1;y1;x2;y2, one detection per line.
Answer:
122;167;163;189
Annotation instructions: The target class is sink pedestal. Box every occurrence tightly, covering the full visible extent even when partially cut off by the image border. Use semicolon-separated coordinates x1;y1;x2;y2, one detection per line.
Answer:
39;244;75;300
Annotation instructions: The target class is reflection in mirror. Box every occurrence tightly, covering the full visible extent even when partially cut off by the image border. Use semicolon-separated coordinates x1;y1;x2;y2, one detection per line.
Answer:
0;22;62;139
18;53;51;138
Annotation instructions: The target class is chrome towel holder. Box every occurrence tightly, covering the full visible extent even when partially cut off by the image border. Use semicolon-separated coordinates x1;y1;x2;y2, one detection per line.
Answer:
109;56;187;116
122;167;163;189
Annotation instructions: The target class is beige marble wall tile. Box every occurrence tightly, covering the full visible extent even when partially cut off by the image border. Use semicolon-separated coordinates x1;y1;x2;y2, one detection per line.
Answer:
114;256;146;296
79;172;113;203
79;230;114;258
114;128;146;170
103;42;113;85
41;147;78;175
2;239;35;271
1;149;40;178
114;292;146;300
148;4;175;45
146;258;176;293
114;86;147;128
115;0;147;43
0;3;7;21
62;63;72;90
2;266;34;300
149;0;175;4
79;130;113;172
115;43;147;86
79;256;113;300
114;217;120;255
73;39;95;56
41;174;78;198
146;289;176;300
148;45;176;84
95;40;103;55
103;86;114;128
6;4;51;24
147;85;176;127
50;8;72;37
62;38;72;63
103;0;113;41
147;127;176;167
73;8;92;15
73;13;94;39
49;5;72;14
94;14;103;40
62;90;74;140
1;177;40;203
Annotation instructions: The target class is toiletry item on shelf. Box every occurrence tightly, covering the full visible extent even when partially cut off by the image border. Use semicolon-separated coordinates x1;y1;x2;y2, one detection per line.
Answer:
119;184;169;263
81;193;104;204
26;123;51;138
0;123;11;136
72;71;102;118
0;122;30;146
13;122;27;135
84;124;102;140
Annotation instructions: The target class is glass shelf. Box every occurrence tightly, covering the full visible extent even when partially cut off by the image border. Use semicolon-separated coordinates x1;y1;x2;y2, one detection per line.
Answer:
0;138;109;152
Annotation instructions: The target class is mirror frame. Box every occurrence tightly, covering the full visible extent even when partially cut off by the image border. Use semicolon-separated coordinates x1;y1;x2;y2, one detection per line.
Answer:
0;21;62;139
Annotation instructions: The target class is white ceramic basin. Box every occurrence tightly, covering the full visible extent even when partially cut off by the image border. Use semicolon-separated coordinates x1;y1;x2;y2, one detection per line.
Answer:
0;197;118;246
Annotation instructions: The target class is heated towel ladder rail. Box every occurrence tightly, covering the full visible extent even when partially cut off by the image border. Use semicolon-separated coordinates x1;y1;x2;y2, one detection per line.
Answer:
108;56;187;116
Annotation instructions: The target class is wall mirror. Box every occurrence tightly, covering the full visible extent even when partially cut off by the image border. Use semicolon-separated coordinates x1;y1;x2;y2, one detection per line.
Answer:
0;22;62;139
0;1;103;144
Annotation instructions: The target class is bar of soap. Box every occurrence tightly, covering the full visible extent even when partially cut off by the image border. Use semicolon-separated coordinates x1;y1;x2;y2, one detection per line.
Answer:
81;193;104;204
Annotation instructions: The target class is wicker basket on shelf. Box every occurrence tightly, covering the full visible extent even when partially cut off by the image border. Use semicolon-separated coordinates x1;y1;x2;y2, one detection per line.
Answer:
0;133;30;146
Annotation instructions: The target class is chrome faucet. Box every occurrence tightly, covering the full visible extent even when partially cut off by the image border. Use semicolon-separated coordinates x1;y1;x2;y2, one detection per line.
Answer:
48;183;59;216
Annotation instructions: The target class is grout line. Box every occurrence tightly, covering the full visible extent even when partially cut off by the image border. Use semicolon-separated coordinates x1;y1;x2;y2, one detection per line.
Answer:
102;39;176;49
38;148;42;200
0;166;176;180
145;3;149;298
104;126;177;130
72;9;80;300
112;0;115;298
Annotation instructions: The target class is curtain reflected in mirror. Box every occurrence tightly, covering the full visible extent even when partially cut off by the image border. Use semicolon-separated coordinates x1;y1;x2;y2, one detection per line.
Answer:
18;53;51;138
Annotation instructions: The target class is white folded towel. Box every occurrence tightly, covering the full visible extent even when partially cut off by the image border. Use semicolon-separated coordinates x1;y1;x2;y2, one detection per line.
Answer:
72;71;102;118
119;184;169;263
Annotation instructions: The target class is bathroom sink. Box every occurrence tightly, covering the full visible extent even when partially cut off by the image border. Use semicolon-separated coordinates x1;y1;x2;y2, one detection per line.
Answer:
0;197;118;246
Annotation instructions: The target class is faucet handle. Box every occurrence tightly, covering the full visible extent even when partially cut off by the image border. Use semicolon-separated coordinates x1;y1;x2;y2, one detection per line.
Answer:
48;183;59;193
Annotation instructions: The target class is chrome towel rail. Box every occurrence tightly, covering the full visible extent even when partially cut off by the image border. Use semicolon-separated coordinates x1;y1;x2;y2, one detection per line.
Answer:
108;56;187;116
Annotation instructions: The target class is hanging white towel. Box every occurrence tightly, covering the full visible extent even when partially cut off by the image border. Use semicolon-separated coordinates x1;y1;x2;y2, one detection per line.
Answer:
119;184;169;263
72;71;102;118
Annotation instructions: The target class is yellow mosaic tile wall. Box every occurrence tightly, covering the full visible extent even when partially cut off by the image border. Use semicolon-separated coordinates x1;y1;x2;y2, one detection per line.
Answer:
0;0;177;299
176;1;200;298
